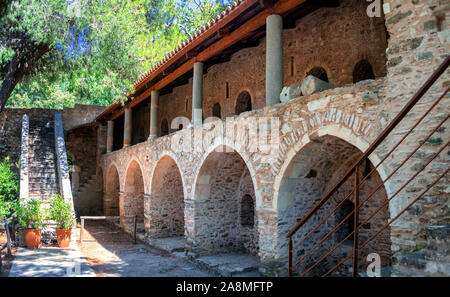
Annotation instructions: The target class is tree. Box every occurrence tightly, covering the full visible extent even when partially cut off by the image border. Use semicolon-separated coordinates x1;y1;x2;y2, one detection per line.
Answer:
1;0;232;110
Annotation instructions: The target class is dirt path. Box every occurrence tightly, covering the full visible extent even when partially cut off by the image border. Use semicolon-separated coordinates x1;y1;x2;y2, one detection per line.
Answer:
77;220;212;277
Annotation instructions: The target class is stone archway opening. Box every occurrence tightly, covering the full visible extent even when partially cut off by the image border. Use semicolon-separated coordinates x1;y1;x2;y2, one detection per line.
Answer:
123;160;145;232
104;165;120;216
277;135;391;276
353;60;375;83
307;67;329;82
149;156;185;239
194;146;258;256
235;91;252;115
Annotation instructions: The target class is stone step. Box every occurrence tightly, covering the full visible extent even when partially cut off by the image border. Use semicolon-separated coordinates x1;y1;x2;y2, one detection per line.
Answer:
190;253;261;277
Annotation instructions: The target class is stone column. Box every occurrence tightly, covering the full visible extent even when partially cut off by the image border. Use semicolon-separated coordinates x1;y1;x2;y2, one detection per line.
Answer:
192;62;203;125
106;120;114;153
123;108;132;147
149;90;159;139
266;14;283;106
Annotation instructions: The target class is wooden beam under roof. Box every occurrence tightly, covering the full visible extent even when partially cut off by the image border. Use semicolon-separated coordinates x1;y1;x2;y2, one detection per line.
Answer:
106;0;311;121
133;0;260;91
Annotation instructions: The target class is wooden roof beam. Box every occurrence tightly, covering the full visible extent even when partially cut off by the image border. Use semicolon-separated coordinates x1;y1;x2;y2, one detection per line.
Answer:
109;0;308;120
133;0;260;91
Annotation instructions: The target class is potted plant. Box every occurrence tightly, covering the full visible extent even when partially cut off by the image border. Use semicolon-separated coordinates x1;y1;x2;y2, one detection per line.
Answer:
15;199;46;248
48;195;75;248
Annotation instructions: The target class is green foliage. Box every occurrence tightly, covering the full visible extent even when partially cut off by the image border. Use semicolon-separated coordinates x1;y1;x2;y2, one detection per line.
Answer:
15;199;46;229
47;195;75;230
2;0;232;109
0;157;18;220
66;151;74;166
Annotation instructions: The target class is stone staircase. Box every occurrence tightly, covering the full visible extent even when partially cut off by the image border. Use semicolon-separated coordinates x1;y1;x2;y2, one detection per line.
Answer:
28;115;60;203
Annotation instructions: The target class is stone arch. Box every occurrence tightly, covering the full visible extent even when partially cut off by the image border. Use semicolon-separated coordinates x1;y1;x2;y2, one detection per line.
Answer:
275;133;391;276
303;61;333;83
192;138;261;208
148;154;185;238
104;164;120;216
306;66;329;82
235;91;252;115
192;144;258;255
123;159;145;226
353;59;375;83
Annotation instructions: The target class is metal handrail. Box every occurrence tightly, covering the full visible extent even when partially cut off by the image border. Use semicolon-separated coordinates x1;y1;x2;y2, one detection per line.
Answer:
79;214;145;245
286;56;450;238
287;56;450;277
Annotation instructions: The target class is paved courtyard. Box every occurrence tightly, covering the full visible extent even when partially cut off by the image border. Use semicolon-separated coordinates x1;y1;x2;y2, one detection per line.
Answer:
76;221;212;277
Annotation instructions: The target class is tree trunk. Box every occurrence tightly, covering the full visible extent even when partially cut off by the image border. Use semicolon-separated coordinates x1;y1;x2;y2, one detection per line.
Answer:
0;44;50;113
0;54;22;113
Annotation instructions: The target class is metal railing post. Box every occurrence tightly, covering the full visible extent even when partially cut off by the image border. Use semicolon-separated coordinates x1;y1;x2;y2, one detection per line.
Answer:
80;218;85;245
288;237;293;277
133;215;137;244
353;166;360;277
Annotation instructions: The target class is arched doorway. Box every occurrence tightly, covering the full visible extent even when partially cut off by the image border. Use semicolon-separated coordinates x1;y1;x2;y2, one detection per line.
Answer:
277;135;391;276
149;156;185;238
353;60;375;83
104;165;120;216
235;91;252;115
123;160;145;230
194;146;258;255
307;67;329;82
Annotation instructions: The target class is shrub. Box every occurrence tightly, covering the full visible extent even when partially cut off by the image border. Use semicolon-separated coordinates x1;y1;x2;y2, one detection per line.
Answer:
48;195;75;229
0;158;19;220
15;199;46;229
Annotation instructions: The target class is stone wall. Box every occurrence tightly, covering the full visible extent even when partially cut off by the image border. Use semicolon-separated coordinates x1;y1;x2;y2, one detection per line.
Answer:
0;105;106;175
378;0;450;276
98;0;450;277
147;155;185;238
65;124;101;214
139;0;388;135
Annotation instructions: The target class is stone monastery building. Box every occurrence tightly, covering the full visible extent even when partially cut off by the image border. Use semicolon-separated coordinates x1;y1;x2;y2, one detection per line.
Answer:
1;0;449;277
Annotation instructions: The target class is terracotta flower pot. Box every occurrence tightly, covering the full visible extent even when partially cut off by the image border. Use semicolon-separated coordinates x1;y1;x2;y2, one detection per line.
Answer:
56;228;72;248
24;229;42;249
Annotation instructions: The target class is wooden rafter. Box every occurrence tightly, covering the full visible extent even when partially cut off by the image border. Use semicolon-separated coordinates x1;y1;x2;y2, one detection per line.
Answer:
105;0;309;121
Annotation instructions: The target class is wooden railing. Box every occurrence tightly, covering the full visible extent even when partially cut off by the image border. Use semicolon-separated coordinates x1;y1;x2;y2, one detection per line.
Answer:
287;56;450;277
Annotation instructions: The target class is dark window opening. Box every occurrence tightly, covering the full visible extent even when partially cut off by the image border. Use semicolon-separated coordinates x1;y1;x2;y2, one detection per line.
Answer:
178;124;183;131
336;200;355;242
353;60;375;83
235;91;252;115
241;194;254;227
305;169;317;178
112;116;124;151
226;82;230;99
437;14;445;32
212;103;222;119
161;118;169;136
307;67;329;82
185;99;189;112
363;159;372;179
